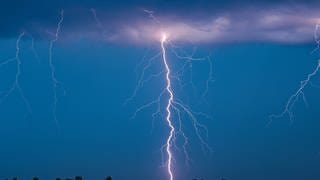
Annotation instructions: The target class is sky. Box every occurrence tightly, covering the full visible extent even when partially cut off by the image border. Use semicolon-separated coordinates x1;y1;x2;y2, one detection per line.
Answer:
1;1;320;180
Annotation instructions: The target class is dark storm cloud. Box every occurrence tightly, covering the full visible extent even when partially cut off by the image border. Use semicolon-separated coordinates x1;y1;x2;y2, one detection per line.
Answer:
1;0;320;43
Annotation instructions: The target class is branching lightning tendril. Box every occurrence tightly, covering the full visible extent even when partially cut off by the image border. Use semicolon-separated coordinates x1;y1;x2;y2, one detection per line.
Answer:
269;23;320;125
0;32;32;116
48;10;65;130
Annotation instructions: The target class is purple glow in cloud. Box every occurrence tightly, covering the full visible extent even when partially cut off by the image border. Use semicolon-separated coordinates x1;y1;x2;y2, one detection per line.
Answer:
80;5;320;44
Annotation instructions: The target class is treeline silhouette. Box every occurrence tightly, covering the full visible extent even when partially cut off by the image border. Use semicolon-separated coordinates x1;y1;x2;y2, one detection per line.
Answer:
4;177;226;180
4;176;112;180
193;179;226;180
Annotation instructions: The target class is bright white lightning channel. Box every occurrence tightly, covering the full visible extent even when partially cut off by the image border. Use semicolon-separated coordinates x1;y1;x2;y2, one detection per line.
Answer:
161;34;174;180
126;31;214;180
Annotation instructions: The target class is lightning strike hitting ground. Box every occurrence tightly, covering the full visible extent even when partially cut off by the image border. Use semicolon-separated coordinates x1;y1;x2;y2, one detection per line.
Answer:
269;24;320;125
125;31;213;179
161;34;175;180
48;10;65;130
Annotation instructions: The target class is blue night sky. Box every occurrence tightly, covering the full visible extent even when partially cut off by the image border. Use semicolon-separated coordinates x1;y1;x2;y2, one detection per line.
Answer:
1;1;320;180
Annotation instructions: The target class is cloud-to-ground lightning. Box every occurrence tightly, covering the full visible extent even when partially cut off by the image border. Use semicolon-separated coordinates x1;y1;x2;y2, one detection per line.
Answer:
161;34;174;180
48;10;65;130
124;11;214;179
269;23;320;124
159;34;214;180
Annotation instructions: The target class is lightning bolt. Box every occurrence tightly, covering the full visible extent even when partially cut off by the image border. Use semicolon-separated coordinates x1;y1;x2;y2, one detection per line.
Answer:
161;34;175;180
269;23;320;125
48;10;65;130
126;31;213;179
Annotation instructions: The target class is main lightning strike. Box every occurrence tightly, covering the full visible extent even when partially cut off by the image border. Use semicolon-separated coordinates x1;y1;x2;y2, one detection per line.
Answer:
161;34;175;180
126;31;213;180
122;10;214;180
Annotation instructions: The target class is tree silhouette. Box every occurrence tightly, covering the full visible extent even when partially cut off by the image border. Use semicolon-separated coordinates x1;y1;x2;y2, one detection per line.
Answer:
33;177;39;180
75;176;83;180
106;176;112;180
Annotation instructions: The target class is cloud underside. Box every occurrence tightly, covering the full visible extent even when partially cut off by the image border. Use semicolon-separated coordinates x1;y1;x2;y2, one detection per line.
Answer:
110;7;320;44
1;1;320;44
